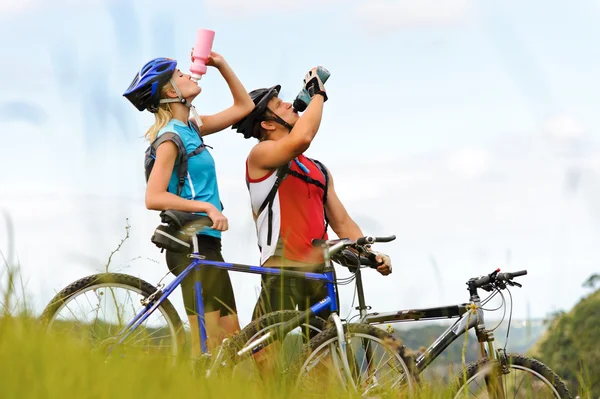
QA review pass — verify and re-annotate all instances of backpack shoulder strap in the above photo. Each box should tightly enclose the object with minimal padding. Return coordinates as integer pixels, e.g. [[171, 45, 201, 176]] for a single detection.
[[309, 158, 329, 204], [255, 162, 292, 246], [188, 120, 221, 209], [257, 162, 291, 215], [309, 158, 330, 238], [186, 119, 211, 159], [151, 132, 188, 196], [189, 119, 203, 141], [151, 132, 186, 156]]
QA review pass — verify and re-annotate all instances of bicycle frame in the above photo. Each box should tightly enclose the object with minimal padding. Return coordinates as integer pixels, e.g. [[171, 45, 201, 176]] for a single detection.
[[353, 266, 499, 375], [112, 237, 343, 360]]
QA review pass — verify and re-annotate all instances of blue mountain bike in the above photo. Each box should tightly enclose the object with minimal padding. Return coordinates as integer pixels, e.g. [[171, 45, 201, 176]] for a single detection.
[[40, 214, 413, 394]]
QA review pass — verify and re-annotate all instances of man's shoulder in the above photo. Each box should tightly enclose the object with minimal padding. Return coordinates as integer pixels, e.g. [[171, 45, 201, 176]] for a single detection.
[[247, 141, 277, 163]]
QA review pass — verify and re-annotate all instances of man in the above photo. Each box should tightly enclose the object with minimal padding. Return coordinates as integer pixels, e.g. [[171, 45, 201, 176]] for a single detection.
[[232, 67, 393, 324]]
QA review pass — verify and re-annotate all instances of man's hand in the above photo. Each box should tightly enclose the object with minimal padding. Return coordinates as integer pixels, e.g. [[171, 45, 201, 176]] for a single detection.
[[373, 251, 392, 276], [302, 67, 327, 101]]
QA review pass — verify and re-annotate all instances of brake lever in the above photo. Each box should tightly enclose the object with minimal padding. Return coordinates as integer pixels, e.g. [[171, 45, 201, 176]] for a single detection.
[[354, 244, 384, 267], [353, 244, 369, 254], [508, 280, 522, 288]]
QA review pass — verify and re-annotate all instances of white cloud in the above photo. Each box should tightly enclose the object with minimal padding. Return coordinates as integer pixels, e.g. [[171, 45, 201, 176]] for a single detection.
[[351, 0, 475, 32], [3, 135, 600, 323], [0, 0, 110, 16], [204, 0, 475, 29], [542, 114, 592, 162], [320, 141, 600, 319], [543, 114, 585, 140], [446, 147, 492, 179], [204, 0, 343, 15], [0, 0, 36, 15]]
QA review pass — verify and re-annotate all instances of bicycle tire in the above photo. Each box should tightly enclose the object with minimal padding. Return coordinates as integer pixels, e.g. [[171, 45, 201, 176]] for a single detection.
[[452, 353, 572, 399], [40, 273, 186, 357], [291, 323, 416, 395]]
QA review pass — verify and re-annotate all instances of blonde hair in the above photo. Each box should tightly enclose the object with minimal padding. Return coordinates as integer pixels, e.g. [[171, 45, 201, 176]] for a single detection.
[[145, 81, 174, 142]]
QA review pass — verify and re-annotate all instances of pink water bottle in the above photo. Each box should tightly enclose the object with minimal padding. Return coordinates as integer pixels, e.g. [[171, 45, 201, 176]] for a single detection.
[[190, 28, 215, 80]]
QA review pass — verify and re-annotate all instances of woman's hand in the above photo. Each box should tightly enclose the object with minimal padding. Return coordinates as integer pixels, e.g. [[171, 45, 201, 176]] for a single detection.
[[205, 204, 229, 231], [206, 51, 225, 69], [191, 49, 225, 69]]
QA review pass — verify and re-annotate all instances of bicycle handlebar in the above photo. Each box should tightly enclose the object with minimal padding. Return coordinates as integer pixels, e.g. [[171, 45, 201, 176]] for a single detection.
[[312, 235, 396, 260], [470, 268, 528, 291], [359, 253, 383, 268], [498, 270, 527, 281], [356, 235, 397, 245], [313, 235, 396, 249]]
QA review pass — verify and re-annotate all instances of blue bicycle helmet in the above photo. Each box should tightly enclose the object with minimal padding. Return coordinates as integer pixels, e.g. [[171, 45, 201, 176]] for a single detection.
[[123, 57, 178, 112]]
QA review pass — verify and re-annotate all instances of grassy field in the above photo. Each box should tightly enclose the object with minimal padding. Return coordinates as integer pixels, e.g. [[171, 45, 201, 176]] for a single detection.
[[0, 256, 587, 398], [0, 314, 453, 399]]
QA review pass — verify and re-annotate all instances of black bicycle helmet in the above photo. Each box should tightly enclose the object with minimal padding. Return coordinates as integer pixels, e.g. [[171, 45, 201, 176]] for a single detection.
[[232, 85, 282, 139]]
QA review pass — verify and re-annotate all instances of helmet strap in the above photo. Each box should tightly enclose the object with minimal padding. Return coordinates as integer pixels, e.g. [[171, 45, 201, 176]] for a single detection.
[[158, 78, 203, 128], [159, 78, 189, 107], [265, 109, 293, 131]]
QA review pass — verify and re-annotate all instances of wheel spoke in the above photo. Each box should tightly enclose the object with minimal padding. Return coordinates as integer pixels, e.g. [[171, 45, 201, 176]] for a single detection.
[[42, 275, 182, 360]]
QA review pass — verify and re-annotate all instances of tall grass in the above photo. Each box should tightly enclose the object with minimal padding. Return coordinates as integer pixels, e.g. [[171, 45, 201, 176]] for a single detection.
[[0, 217, 588, 399], [1, 309, 455, 398]]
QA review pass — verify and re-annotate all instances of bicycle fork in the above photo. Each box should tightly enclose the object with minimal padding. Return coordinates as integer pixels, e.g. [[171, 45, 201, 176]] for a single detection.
[[473, 296, 510, 399], [329, 313, 359, 392]]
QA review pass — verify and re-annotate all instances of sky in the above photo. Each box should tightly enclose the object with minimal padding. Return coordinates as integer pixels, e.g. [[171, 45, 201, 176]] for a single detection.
[[1, 0, 599, 328]]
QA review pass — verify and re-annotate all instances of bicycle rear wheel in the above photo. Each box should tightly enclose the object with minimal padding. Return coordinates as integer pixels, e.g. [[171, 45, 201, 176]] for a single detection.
[[452, 353, 572, 398], [40, 273, 185, 360], [223, 310, 326, 376]]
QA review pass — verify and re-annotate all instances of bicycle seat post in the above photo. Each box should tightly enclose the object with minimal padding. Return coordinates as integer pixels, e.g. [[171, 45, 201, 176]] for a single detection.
[[192, 234, 199, 254]]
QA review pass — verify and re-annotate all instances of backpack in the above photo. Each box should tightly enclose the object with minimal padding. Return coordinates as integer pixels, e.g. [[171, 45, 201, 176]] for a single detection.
[[144, 120, 208, 196], [144, 121, 218, 253], [254, 158, 330, 247]]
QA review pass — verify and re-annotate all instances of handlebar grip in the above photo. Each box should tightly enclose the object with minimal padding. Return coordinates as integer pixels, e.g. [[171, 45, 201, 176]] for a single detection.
[[360, 253, 383, 269], [497, 270, 527, 281], [356, 235, 396, 245], [356, 236, 375, 245], [375, 235, 396, 243]]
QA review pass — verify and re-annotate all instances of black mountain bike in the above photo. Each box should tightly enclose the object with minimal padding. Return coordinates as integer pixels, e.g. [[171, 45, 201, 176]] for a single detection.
[[292, 239, 572, 398]]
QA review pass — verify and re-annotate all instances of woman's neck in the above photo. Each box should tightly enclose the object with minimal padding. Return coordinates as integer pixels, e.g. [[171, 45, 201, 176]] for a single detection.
[[170, 103, 190, 125]]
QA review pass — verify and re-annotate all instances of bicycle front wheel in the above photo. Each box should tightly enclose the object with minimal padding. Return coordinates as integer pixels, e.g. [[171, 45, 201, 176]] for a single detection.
[[292, 323, 415, 397], [40, 273, 185, 360], [452, 353, 572, 399]]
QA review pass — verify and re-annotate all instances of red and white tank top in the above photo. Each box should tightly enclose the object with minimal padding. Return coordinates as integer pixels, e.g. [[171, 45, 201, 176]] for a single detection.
[[246, 154, 328, 265]]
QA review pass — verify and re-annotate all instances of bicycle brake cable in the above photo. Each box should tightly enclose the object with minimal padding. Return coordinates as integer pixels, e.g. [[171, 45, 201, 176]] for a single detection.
[[345, 293, 358, 322], [503, 287, 514, 350], [481, 289, 500, 307], [156, 270, 173, 287], [344, 258, 361, 321], [487, 289, 507, 332]]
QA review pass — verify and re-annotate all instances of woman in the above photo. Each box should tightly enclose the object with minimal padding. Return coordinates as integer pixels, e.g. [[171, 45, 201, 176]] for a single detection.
[[123, 51, 254, 357]]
